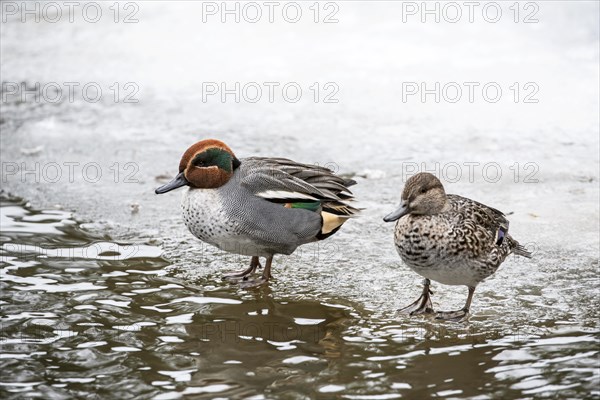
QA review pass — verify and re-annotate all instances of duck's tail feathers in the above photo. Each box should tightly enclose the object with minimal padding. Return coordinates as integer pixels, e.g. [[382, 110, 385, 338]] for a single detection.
[[512, 241, 533, 258], [317, 211, 356, 240], [321, 211, 351, 234], [324, 202, 361, 217], [343, 178, 357, 188]]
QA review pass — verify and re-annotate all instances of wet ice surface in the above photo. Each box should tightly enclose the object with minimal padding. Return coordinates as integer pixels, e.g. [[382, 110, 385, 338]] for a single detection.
[[1, 1, 599, 399]]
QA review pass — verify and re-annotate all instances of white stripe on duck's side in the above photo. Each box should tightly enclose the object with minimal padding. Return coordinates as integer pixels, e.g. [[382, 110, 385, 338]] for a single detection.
[[256, 190, 320, 201]]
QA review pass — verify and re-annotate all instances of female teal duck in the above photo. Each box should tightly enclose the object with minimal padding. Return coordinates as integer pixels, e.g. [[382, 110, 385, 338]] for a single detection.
[[156, 139, 359, 286], [384, 172, 531, 320]]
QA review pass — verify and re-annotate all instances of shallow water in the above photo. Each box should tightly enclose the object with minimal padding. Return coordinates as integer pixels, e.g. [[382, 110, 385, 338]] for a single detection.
[[2, 198, 598, 399]]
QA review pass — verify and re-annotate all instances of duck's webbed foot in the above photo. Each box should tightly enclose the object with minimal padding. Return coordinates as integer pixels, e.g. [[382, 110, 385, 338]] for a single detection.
[[435, 308, 469, 322], [240, 275, 269, 288], [240, 256, 274, 288], [434, 286, 475, 322], [222, 256, 261, 280], [400, 279, 434, 315]]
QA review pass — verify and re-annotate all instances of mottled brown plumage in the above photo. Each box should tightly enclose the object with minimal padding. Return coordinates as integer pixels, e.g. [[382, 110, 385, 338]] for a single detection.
[[384, 172, 531, 320]]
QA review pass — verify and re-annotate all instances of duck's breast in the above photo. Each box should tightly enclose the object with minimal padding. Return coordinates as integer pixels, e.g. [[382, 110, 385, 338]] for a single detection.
[[393, 213, 500, 286], [181, 188, 240, 247]]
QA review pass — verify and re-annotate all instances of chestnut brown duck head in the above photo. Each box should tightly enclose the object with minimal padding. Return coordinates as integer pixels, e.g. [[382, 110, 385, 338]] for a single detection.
[[155, 139, 241, 194]]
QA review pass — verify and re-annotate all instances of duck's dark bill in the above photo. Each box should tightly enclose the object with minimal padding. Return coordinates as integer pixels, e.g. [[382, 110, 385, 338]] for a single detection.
[[383, 203, 408, 222], [155, 172, 188, 194]]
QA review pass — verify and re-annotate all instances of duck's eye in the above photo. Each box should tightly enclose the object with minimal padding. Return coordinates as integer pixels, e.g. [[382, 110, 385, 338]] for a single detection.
[[420, 188, 427, 194]]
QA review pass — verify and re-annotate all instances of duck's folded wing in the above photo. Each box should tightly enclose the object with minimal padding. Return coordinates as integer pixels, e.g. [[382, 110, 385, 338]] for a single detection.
[[449, 194, 511, 246], [240, 157, 358, 216]]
